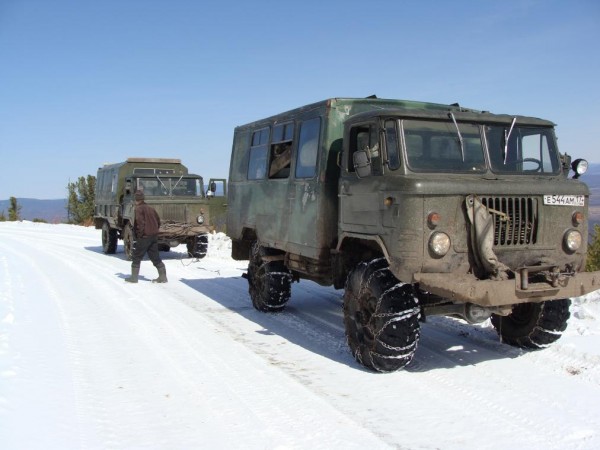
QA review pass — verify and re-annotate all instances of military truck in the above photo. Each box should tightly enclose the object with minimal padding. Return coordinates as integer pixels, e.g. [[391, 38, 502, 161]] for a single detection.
[[94, 157, 216, 259], [226, 97, 600, 372]]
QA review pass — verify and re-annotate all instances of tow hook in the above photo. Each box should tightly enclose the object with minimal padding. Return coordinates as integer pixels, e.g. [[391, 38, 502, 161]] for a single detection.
[[519, 265, 575, 290]]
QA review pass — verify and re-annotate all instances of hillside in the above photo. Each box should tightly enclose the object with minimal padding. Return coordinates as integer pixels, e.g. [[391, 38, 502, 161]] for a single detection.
[[586, 164, 600, 229], [0, 198, 67, 223]]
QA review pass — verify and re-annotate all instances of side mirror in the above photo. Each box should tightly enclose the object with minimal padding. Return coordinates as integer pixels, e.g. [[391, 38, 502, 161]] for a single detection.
[[125, 180, 132, 195], [353, 150, 372, 178], [560, 153, 572, 177], [209, 181, 217, 193]]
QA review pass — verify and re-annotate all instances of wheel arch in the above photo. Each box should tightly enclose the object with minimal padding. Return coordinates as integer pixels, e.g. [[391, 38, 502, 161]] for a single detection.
[[231, 227, 257, 260], [336, 232, 390, 261], [333, 233, 390, 289]]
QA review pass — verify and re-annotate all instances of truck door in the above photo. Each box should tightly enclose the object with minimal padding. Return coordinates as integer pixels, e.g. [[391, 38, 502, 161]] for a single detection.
[[340, 121, 383, 235], [248, 124, 291, 246], [286, 117, 322, 253], [206, 178, 228, 231]]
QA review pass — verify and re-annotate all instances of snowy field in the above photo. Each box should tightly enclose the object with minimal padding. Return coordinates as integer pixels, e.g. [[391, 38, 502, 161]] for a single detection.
[[1, 221, 600, 450]]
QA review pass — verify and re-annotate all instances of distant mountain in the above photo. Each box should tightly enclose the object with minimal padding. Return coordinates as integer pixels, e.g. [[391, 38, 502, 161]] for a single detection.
[[580, 164, 600, 230], [586, 163, 600, 176], [0, 198, 68, 223], [1, 167, 598, 227]]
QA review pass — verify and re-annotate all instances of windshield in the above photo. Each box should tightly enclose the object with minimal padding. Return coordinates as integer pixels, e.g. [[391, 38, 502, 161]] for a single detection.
[[137, 177, 202, 197], [403, 119, 486, 172], [486, 125, 560, 174]]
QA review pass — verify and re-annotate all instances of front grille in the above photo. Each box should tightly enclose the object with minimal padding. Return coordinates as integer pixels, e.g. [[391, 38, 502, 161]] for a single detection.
[[480, 197, 538, 246], [153, 204, 188, 222]]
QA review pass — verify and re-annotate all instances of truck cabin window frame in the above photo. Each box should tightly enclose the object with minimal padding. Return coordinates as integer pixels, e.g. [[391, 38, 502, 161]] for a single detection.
[[402, 119, 486, 173], [295, 117, 321, 179], [485, 125, 561, 175], [247, 127, 270, 180], [268, 122, 294, 179]]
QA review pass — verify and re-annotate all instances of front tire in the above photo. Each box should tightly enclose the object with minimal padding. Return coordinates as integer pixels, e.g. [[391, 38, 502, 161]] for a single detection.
[[343, 258, 421, 372], [101, 222, 117, 254], [491, 299, 571, 348], [247, 242, 291, 312], [187, 234, 208, 259]]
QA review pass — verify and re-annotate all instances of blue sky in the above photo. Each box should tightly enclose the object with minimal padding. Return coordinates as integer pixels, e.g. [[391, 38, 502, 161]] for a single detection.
[[1, 0, 598, 199]]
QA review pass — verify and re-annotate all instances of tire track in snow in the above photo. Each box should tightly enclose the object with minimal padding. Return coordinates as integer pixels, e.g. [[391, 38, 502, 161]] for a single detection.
[[171, 267, 600, 448], [0, 237, 93, 449], [1, 225, 389, 449], [3, 223, 600, 449]]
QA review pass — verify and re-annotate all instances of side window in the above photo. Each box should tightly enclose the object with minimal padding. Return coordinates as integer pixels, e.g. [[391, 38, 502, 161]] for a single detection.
[[523, 134, 556, 172], [248, 127, 269, 180], [384, 119, 401, 170], [295, 117, 320, 179], [348, 123, 382, 175], [269, 122, 294, 179]]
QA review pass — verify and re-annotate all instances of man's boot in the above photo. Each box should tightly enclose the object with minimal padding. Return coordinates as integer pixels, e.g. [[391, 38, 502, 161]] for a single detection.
[[125, 266, 140, 283], [152, 265, 168, 283]]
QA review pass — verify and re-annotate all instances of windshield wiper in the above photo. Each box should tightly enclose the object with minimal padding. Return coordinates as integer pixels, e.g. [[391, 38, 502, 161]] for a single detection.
[[448, 112, 465, 162], [156, 175, 168, 195], [171, 175, 184, 196], [503, 117, 517, 164]]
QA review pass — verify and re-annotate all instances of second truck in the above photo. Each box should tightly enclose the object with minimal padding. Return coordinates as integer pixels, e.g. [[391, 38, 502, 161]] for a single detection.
[[94, 157, 226, 259]]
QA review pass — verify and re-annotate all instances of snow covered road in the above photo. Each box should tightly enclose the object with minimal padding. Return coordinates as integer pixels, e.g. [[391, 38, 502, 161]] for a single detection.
[[1, 221, 600, 449]]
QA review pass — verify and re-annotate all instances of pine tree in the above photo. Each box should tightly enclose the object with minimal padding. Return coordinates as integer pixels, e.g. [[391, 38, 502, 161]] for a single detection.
[[586, 224, 600, 272], [8, 197, 21, 221], [67, 175, 96, 225]]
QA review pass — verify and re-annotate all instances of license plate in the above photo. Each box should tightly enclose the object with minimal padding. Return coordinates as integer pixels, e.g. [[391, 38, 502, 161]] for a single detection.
[[543, 195, 585, 206]]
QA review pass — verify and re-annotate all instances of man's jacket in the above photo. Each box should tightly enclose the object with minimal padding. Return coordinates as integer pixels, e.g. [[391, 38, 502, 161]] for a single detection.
[[134, 202, 161, 238]]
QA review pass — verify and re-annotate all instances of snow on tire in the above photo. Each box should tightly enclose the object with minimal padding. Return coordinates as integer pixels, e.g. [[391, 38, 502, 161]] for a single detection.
[[491, 298, 571, 349], [343, 257, 421, 373], [247, 242, 292, 312], [101, 221, 117, 254]]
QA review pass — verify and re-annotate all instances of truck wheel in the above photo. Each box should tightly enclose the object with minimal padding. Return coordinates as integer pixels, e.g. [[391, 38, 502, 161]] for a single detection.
[[343, 258, 421, 372], [101, 222, 117, 254], [122, 223, 134, 261], [187, 234, 208, 259], [247, 242, 291, 312], [491, 299, 570, 349]]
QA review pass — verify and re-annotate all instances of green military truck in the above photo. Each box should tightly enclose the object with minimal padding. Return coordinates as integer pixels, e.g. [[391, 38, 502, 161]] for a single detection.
[[95, 157, 223, 259], [226, 97, 600, 372]]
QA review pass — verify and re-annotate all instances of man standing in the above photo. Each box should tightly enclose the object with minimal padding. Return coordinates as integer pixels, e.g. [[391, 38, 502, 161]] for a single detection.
[[125, 190, 168, 283]]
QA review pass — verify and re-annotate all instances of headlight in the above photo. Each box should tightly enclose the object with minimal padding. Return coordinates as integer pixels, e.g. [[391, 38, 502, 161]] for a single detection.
[[429, 232, 451, 257], [571, 158, 588, 179], [197, 215, 205, 224], [564, 229, 582, 252]]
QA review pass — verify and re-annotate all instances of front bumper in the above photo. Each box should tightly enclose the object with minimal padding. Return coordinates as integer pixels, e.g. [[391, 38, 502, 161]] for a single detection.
[[413, 270, 600, 306], [158, 223, 212, 239]]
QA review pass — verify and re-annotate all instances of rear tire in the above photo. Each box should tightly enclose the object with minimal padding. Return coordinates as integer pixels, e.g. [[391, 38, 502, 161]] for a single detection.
[[491, 298, 571, 348], [122, 223, 134, 261], [101, 222, 117, 254], [343, 258, 421, 372], [247, 242, 291, 312]]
